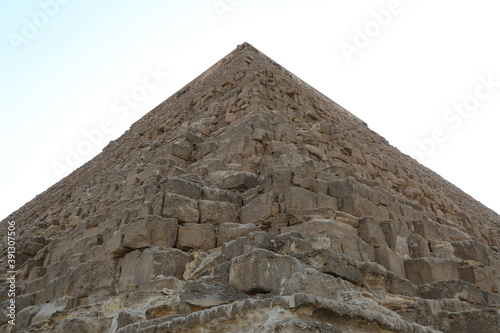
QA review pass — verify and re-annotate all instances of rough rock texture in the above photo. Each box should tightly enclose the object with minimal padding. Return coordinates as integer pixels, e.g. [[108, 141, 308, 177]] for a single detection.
[[1, 43, 499, 332]]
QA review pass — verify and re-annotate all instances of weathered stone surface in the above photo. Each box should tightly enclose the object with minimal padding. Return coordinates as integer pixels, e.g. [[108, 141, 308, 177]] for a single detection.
[[285, 186, 318, 210], [404, 258, 460, 285], [162, 192, 199, 223], [412, 220, 443, 242], [221, 171, 259, 190], [122, 216, 178, 249], [199, 200, 239, 224], [452, 240, 491, 265], [375, 246, 406, 278], [118, 247, 192, 291], [281, 219, 358, 239], [358, 217, 388, 248], [408, 234, 432, 258], [222, 231, 275, 259], [229, 249, 303, 293], [176, 223, 216, 251], [241, 192, 276, 224], [216, 222, 259, 247]]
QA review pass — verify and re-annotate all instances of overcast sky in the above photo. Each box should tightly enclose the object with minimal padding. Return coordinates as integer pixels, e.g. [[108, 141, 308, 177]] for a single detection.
[[1, 0, 499, 220]]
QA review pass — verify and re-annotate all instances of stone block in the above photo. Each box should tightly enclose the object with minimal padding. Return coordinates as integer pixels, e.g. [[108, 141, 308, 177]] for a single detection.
[[30, 296, 77, 326], [379, 220, 397, 249], [170, 138, 193, 160], [375, 246, 406, 278], [459, 263, 499, 292], [161, 177, 201, 200], [294, 249, 364, 285], [446, 309, 500, 333], [270, 167, 292, 194], [407, 234, 432, 258], [430, 241, 456, 259], [241, 192, 276, 224], [221, 171, 258, 190], [176, 224, 216, 251], [281, 219, 358, 239], [122, 216, 178, 249], [292, 161, 315, 189], [286, 207, 336, 226], [162, 192, 199, 223], [327, 177, 359, 198], [118, 247, 192, 292], [229, 249, 302, 293], [317, 193, 338, 210], [412, 220, 443, 242], [404, 257, 459, 285], [309, 233, 343, 253], [334, 211, 359, 228], [216, 222, 259, 247], [222, 231, 275, 259], [198, 200, 239, 224], [284, 186, 317, 210], [342, 194, 389, 221], [358, 217, 388, 248], [341, 234, 375, 262], [452, 240, 490, 265]]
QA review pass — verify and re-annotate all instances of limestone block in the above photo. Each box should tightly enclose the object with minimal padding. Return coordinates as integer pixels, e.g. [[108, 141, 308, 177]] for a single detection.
[[280, 267, 353, 300], [270, 167, 292, 194], [446, 309, 500, 333], [294, 249, 364, 285], [284, 186, 317, 210], [198, 200, 239, 225], [342, 194, 390, 221], [281, 219, 358, 239], [404, 257, 459, 285], [334, 211, 360, 228], [221, 171, 259, 190], [451, 240, 490, 265], [459, 263, 499, 293], [229, 249, 302, 293], [180, 280, 246, 308], [379, 220, 397, 249], [118, 247, 192, 292], [285, 207, 336, 226], [430, 241, 456, 259], [222, 231, 275, 259], [201, 187, 234, 203], [170, 138, 194, 160], [327, 177, 359, 198], [317, 193, 338, 210], [122, 216, 178, 249], [162, 192, 199, 223], [375, 246, 406, 279], [407, 234, 432, 258], [412, 220, 443, 242], [341, 234, 375, 262], [241, 192, 276, 224], [418, 280, 488, 306], [30, 296, 77, 326], [176, 224, 216, 251], [216, 222, 259, 247], [51, 317, 112, 333], [309, 233, 343, 253], [358, 217, 388, 248], [292, 161, 315, 189], [275, 234, 312, 255], [439, 224, 471, 241], [161, 177, 201, 200]]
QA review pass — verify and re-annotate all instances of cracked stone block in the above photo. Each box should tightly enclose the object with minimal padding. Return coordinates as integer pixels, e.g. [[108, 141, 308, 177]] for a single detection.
[[222, 231, 275, 259], [241, 192, 276, 224], [122, 216, 178, 249], [404, 257, 459, 285], [229, 249, 302, 293], [176, 224, 216, 251], [162, 192, 199, 223], [199, 200, 239, 224], [281, 219, 358, 239]]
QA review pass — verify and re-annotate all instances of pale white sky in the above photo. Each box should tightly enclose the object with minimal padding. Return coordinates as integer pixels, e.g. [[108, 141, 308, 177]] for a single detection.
[[1, 0, 499, 220]]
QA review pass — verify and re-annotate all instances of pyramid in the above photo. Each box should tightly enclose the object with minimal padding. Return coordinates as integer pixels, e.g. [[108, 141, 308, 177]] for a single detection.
[[2, 42, 500, 332]]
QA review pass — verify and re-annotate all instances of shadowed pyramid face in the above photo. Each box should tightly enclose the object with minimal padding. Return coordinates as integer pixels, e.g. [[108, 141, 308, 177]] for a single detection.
[[2, 43, 499, 333]]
